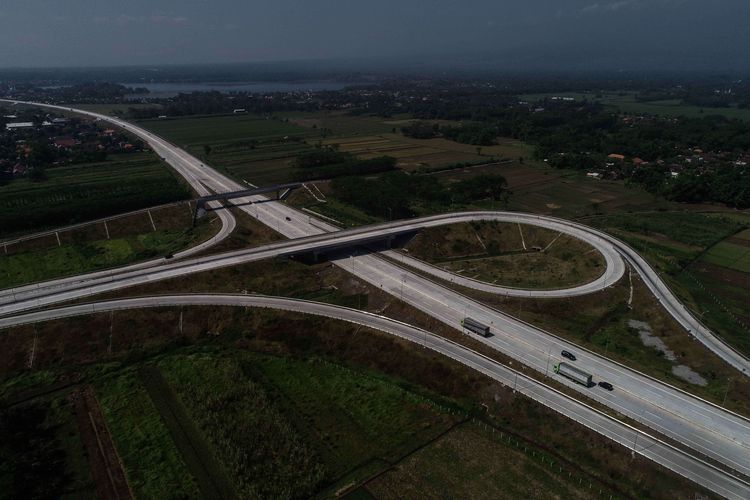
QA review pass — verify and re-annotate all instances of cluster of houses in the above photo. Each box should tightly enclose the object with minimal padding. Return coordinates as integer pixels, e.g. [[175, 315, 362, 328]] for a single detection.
[[4, 115, 68, 131], [585, 149, 750, 181], [1, 113, 141, 181]]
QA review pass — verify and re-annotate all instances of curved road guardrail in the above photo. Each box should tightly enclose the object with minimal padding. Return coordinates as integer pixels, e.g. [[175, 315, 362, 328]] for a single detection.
[[0, 294, 748, 500]]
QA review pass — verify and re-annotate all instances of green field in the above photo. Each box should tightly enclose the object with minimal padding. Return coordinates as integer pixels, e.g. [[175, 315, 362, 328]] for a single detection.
[[589, 211, 750, 358], [521, 91, 750, 121], [137, 112, 531, 187], [89, 347, 465, 498], [137, 114, 320, 184], [701, 240, 750, 272], [285, 111, 399, 136], [366, 422, 601, 499], [0, 390, 95, 498], [0, 308, 710, 499], [0, 153, 190, 236], [139, 364, 238, 499], [253, 354, 460, 482], [404, 221, 605, 289], [96, 369, 202, 499], [0, 221, 213, 289]]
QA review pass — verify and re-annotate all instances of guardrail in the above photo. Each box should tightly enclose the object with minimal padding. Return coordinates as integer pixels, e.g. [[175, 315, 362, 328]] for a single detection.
[[1, 293, 747, 498]]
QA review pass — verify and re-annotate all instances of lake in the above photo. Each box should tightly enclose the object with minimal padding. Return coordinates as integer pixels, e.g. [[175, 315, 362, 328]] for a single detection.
[[122, 81, 360, 98]]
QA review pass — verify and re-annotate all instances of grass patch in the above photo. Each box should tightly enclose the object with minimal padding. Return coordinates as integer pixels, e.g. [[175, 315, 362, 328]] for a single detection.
[[95, 368, 202, 499], [701, 241, 750, 272], [0, 395, 95, 499], [158, 352, 325, 498], [367, 421, 603, 499], [588, 211, 750, 359], [253, 354, 461, 481], [139, 364, 238, 499], [137, 114, 318, 184], [590, 211, 745, 250], [405, 221, 605, 289], [0, 370, 57, 399], [0, 310, 711, 499], [0, 153, 190, 236], [0, 224, 211, 289]]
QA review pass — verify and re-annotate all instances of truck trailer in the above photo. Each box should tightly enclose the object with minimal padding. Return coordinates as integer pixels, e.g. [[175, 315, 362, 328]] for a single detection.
[[553, 362, 593, 387], [461, 317, 490, 337]]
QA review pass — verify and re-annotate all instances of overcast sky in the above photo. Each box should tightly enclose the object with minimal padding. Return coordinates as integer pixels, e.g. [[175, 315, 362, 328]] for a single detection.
[[0, 0, 748, 71]]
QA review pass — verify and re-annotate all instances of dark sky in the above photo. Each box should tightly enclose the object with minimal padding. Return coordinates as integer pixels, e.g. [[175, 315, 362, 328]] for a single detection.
[[1, 0, 748, 71]]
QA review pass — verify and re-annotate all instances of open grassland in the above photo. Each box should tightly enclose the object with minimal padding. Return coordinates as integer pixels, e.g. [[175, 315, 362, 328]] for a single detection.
[[138, 114, 315, 145], [320, 134, 491, 170], [253, 354, 460, 489], [0, 312, 708, 499], [158, 352, 323, 499], [366, 422, 601, 499], [318, 132, 530, 172], [139, 112, 532, 188], [0, 153, 190, 237], [493, 164, 678, 218], [95, 369, 202, 499], [0, 204, 217, 290], [588, 211, 750, 357], [404, 221, 605, 289], [139, 363, 238, 499], [0, 393, 95, 499], [701, 229, 750, 272], [521, 91, 750, 121], [137, 114, 319, 185], [285, 111, 398, 136]]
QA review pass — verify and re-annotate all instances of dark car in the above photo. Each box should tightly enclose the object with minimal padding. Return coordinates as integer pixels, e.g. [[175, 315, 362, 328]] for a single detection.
[[598, 381, 614, 391], [561, 350, 576, 361], [285, 216, 291, 221], [164, 253, 174, 259]]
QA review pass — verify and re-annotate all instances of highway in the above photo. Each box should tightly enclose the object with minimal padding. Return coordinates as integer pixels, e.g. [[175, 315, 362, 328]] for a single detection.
[[2, 99, 750, 494], [1, 294, 749, 500], [1, 208, 749, 479], [3, 99, 745, 357], [4, 99, 746, 376], [0, 211, 625, 306]]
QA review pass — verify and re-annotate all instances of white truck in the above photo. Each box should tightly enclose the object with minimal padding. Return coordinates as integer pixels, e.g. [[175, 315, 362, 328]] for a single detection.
[[553, 362, 593, 387]]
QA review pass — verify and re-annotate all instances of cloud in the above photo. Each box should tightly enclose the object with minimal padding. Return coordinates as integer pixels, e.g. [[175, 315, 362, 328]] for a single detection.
[[151, 15, 189, 25], [580, 1, 637, 14], [92, 13, 189, 27], [579, 0, 685, 15]]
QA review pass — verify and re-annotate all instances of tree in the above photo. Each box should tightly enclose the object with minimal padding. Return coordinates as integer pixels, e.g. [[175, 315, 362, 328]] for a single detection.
[[28, 166, 47, 182], [203, 144, 212, 156]]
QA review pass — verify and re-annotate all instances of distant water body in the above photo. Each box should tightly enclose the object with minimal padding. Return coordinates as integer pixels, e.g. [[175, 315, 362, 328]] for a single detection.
[[122, 81, 359, 98]]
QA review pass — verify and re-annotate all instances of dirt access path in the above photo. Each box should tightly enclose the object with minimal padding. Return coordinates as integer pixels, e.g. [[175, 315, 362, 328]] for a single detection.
[[69, 385, 133, 500]]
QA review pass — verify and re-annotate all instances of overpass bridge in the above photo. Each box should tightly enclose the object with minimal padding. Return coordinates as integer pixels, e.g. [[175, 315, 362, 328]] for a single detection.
[[193, 183, 303, 224]]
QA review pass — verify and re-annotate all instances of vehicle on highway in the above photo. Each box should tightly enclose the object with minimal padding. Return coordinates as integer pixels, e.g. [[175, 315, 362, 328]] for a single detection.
[[164, 253, 174, 259], [285, 216, 291, 221], [561, 350, 576, 361], [554, 362, 593, 387], [461, 317, 490, 337], [598, 381, 614, 391]]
